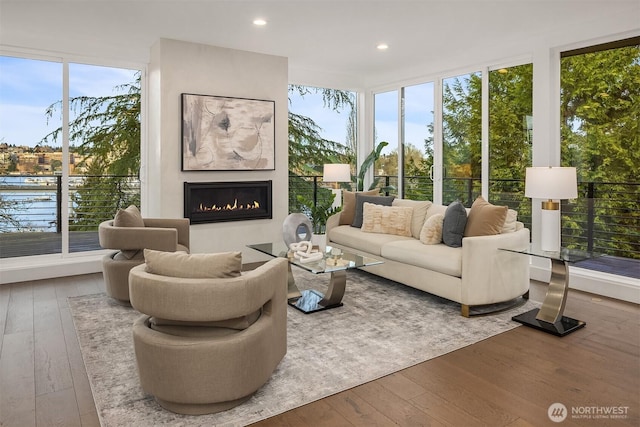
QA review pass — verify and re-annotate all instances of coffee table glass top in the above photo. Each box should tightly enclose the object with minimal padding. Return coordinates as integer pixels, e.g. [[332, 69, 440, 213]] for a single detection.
[[248, 241, 382, 273]]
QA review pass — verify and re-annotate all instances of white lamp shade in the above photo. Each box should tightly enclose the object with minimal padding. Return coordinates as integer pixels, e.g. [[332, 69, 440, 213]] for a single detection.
[[525, 167, 578, 200], [323, 164, 351, 183]]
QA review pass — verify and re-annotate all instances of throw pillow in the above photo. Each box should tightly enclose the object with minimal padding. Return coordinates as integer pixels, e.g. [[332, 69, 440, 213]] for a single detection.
[[351, 194, 395, 228], [464, 196, 508, 237], [442, 201, 467, 247], [392, 199, 433, 239], [501, 209, 518, 233], [420, 213, 444, 245], [340, 189, 379, 225], [113, 205, 144, 228], [144, 249, 242, 279], [361, 203, 413, 237]]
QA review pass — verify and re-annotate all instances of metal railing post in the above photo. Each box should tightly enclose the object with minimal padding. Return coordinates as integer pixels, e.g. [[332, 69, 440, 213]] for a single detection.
[[56, 175, 62, 233], [313, 176, 318, 208], [587, 182, 595, 252]]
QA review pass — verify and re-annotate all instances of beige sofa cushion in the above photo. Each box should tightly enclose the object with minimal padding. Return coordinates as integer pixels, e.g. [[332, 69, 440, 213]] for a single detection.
[[143, 249, 242, 278], [352, 194, 395, 228], [113, 205, 145, 258], [339, 189, 379, 225], [501, 209, 518, 233], [420, 213, 444, 245], [361, 203, 413, 237], [113, 205, 145, 227], [464, 196, 508, 237], [329, 225, 412, 256], [381, 239, 463, 277], [392, 199, 433, 238]]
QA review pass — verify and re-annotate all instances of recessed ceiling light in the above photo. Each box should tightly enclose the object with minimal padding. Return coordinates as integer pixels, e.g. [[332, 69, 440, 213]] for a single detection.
[[377, 43, 389, 50], [253, 18, 267, 26]]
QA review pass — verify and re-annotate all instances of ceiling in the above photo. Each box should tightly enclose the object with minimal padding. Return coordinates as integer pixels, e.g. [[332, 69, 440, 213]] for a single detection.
[[0, 1, 637, 88]]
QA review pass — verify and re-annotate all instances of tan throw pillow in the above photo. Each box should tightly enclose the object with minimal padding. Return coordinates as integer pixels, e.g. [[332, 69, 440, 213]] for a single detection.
[[501, 209, 518, 233], [392, 199, 433, 239], [340, 189, 379, 225], [361, 203, 413, 237], [113, 205, 144, 228], [143, 249, 242, 278], [464, 196, 508, 237], [420, 213, 444, 245]]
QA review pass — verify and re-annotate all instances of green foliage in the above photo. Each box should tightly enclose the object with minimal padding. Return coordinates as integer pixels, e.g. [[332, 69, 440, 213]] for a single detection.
[[560, 45, 640, 257], [357, 141, 395, 193], [295, 191, 341, 234], [42, 73, 142, 226], [288, 85, 355, 177]]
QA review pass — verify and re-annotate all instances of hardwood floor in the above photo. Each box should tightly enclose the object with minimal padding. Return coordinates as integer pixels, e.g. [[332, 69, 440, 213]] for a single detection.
[[0, 274, 638, 426]]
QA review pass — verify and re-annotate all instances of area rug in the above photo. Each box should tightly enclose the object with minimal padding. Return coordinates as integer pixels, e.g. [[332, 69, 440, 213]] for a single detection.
[[69, 268, 537, 427]]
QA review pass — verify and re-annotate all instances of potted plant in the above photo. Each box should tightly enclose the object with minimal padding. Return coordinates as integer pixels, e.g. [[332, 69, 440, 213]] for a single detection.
[[296, 192, 341, 236], [356, 141, 396, 193]]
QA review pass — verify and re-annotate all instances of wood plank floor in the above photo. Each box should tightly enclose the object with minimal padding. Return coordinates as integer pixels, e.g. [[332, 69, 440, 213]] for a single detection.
[[0, 274, 638, 426]]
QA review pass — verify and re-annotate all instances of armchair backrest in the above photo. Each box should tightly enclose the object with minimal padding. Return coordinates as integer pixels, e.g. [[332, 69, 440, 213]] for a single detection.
[[128, 257, 288, 323], [98, 217, 190, 252]]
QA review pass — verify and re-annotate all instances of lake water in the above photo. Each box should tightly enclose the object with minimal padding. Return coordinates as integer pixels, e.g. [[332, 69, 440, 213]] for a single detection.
[[1, 176, 66, 232]]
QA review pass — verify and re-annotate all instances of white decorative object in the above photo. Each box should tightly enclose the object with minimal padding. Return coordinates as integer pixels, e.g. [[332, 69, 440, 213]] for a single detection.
[[525, 167, 578, 252], [282, 213, 313, 247], [289, 241, 323, 263]]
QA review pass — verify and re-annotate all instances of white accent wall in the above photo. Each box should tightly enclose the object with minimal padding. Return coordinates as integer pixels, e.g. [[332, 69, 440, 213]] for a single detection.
[[146, 39, 289, 262]]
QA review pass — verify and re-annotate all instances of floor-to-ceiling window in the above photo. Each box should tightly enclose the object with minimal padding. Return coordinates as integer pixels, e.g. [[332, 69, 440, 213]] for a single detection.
[[0, 55, 141, 258], [560, 38, 639, 259], [287, 85, 356, 231], [373, 90, 399, 194], [441, 72, 482, 206], [402, 82, 435, 201], [488, 64, 533, 230]]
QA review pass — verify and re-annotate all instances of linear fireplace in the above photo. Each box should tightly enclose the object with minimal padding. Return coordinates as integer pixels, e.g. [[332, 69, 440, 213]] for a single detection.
[[184, 181, 272, 224]]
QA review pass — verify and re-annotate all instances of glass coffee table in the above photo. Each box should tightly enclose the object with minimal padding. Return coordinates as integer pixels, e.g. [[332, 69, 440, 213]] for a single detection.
[[248, 242, 382, 314]]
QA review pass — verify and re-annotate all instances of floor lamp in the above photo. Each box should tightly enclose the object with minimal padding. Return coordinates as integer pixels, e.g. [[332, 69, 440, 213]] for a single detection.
[[525, 167, 578, 252], [323, 164, 351, 210]]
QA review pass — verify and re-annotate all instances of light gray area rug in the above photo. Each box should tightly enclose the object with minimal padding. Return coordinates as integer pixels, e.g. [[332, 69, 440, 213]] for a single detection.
[[69, 268, 537, 427]]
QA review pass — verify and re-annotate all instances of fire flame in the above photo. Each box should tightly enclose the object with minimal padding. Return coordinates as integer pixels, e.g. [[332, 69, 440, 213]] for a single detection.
[[198, 199, 260, 212]]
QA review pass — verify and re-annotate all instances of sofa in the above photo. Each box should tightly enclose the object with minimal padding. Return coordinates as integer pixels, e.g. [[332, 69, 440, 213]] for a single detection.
[[326, 192, 530, 316]]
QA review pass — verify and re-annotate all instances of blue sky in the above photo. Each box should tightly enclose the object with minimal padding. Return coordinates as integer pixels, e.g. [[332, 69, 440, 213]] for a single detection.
[[0, 56, 138, 147], [1, 55, 434, 156]]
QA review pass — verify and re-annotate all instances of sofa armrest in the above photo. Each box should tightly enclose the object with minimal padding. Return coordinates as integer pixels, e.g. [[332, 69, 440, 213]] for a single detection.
[[326, 212, 341, 237], [460, 228, 530, 306]]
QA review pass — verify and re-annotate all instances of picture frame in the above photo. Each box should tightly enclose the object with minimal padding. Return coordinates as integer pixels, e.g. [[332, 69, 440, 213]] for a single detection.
[[181, 93, 275, 171]]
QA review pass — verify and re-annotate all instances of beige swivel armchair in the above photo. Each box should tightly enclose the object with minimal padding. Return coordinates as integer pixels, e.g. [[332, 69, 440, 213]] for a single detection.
[[98, 205, 190, 304], [128, 252, 288, 415]]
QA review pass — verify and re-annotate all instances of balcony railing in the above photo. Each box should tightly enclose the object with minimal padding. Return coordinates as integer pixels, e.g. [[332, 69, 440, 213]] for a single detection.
[[0, 174, 140, 258], [2, 174, 637, 264], [290, 175, 640, 261]]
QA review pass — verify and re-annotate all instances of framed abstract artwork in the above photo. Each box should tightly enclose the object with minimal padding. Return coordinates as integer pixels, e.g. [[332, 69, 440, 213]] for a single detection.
[[181, 93, 275, 171]]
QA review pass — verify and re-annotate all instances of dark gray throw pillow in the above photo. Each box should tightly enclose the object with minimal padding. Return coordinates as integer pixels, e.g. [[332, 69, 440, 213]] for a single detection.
[[351, 194, 395, 228], [442, 201, 468, 247]]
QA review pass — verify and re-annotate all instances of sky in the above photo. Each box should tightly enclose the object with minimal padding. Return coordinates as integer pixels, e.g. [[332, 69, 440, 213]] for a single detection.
[[1, 54, 434, 158], [0, 55, 138, 147]]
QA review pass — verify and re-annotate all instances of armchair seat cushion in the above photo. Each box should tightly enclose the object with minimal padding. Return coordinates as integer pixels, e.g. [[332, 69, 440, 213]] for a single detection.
[[113, 250, 145, 261], [150, 308, 262, 331]]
